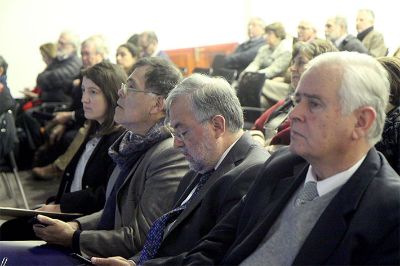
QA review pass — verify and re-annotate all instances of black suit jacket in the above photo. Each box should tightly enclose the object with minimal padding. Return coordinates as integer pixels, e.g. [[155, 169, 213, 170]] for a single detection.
[[52, 127, 125, 214], [140, 132, 270, 265], [338, 34, 369, 54], [183, 147, 400, 265]]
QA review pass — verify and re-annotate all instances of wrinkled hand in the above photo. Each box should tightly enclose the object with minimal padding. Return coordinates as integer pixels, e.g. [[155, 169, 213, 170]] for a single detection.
[[32, 215, 76, 247], [36, 204, 61, 213], [91, 256, 134, 266], [53, 111, 73, 124], [49, 124, 66, 145]]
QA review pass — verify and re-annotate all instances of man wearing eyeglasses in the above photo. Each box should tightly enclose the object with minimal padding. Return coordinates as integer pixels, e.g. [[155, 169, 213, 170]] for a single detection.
[[90, 74, 270, 265], [32, 57, 189, 259]]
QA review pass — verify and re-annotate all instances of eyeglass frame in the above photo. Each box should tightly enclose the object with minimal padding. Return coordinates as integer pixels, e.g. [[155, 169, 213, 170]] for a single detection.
[[167, 117, 212, 142], [120, 82, 162, 96]]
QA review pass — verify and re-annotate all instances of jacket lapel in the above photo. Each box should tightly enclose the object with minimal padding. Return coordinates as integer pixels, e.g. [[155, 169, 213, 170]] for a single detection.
[[294, 149, 380, 264], [165, 133, 254, 235]]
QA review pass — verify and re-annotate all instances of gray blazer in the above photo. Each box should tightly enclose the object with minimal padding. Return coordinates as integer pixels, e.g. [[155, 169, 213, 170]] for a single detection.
[[76, 137, 189, 258]]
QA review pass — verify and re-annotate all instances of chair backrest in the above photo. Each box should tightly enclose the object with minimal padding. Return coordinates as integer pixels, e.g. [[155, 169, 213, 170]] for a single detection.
[[211, 53, 226, 70], [236, 72, 266, 107], [211, 68, 237, 84], [236, 72, 266, 125]]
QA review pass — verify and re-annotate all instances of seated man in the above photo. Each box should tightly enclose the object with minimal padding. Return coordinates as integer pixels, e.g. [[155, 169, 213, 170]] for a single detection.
[[177, 52, 400, 265], [356, 9, 388, 57], [325, 16, 369, 54], [224, 17, 266, 73], [91, 74, 270, 266], [36, 30, 82, 103], [31, 58, 189, 258]]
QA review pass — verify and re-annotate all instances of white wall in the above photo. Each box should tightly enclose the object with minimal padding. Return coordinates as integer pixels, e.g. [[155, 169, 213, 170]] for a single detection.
[[0, 0, 398, 97]]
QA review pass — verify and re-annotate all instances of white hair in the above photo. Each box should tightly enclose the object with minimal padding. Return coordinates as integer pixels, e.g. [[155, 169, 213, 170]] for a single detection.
[[306, 51, 390, 145]]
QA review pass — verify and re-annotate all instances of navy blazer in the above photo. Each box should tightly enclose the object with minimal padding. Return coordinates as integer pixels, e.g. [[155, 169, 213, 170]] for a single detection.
[[139, 132, 270, 265], [183, 147, 400, 265]]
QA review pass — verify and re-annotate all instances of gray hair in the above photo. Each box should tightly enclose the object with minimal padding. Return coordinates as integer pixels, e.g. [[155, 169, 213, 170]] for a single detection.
[[166, 74, 244, 132], [306, 51, 389, 145], [358, 9, 375, 23], [60, 30, 80, 52], [332, 16, 348, 33], [249, 17, 266, 28], [82, 35, 109, 59]]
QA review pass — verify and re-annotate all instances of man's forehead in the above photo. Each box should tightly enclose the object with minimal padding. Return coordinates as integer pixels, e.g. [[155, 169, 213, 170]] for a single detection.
[[128, 66, 148, 85], [297, 64, 341, 93]]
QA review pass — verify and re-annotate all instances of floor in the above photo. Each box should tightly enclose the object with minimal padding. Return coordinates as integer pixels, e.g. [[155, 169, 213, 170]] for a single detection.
[[0, 170, 59, 225]]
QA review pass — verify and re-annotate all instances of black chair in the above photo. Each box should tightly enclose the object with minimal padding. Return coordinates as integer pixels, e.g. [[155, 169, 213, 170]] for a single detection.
[[211, 68, 237, 84], [192, 67, 211, 75], [236, 72, 266, 128], [0, 110, 29, 209]]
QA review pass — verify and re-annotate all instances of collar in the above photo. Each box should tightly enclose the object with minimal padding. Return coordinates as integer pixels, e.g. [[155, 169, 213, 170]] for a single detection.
[[304, 155, 367, 196], [214, 135, 241, 170], [357, 26, 374, 41], [334, 34, 347, 48]]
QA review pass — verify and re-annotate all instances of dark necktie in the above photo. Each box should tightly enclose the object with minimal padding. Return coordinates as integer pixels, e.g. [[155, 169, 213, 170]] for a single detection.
[[138, 170, 213, 265]]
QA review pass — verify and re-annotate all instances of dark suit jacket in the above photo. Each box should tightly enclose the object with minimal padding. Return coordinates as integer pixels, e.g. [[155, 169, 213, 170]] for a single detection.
[[53, 127, 125, 214], [338, 34, 369, 54], [139, 132, 270, 265], [183, 147, 400, 265], [224, 37, 265, 72]]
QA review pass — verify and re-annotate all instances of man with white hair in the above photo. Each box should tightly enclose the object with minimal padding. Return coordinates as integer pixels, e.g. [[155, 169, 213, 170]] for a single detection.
[[179, 52, 400, 265], [325, 16, 369, 54], [36, 30, 82, 102], [356, 9, 388, 57]]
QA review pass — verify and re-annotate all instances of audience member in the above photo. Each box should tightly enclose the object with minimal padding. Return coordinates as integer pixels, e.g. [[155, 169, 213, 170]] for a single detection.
[[36, 31, 82, 103], [252, 39, 338, 150], [297, 20, 318, 42], [21, 42, 60, 101], [116, 43, 140, 75], [32, 58, 189, 259], [127, 34, 140, 47], [32, 35, 110, 179], [0, 56, 15, 114], [259, 20, 318, 108], [0, 61, 126, 240], [375, 56, 400, 174], [179, 52, 399, 265], [40, 42, 57, 66], [91, 74, 270, 266], [139, 31, 170, 60], [356, 9, 388, 57], [224, 17, 266, 72], [243, 22, 292, 109], [325, 16, 369, 54], [243, 22, 292, 80]]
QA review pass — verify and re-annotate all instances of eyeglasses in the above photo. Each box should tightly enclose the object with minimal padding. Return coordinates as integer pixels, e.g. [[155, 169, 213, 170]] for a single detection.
[[167, 118, 211, 142], [120, 83, 162, 96]]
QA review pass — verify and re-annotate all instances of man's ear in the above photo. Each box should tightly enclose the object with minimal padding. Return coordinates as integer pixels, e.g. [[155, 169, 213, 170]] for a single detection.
[[210, 115, 226, 138], [149, 96, 166, 114], [0, 67, 4, 76], [352, 106, 376, 139]]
